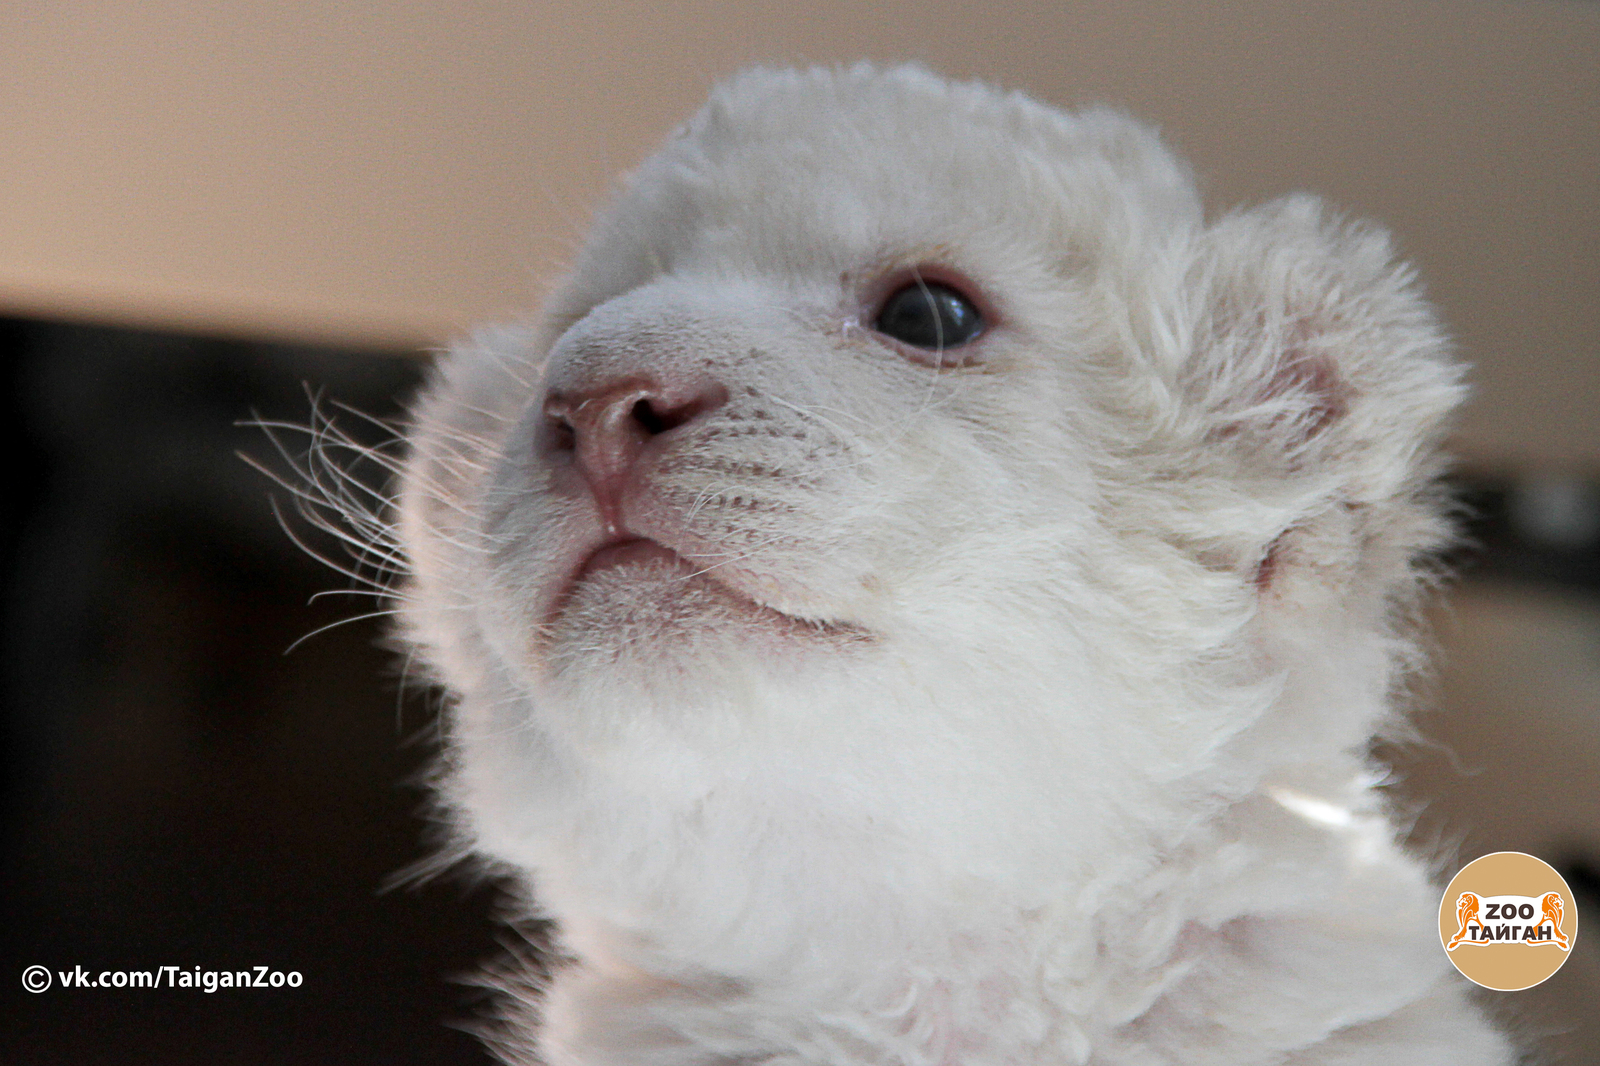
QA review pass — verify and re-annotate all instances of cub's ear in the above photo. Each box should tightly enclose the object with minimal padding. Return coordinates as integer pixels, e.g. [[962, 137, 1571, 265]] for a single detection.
[[1157, 195, 1466, 604], [1187, 194, 1462, 479]]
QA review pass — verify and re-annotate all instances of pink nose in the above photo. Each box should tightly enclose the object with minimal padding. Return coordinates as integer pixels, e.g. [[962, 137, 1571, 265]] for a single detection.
[[540, 376, 727, 526]]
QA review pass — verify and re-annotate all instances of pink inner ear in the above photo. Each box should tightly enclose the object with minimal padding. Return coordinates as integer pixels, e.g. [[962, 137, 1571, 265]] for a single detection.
[[1204, 307, 1353, 448], [1261, 317, 1349, 442], [1254, 536, 1281, 593]]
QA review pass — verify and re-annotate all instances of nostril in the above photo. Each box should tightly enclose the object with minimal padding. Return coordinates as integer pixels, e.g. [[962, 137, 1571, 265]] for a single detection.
[[629, 386, 729, 438], [540, 400, 578, 456], [550, 418, 577, 452], [631, 398, 669, 436]]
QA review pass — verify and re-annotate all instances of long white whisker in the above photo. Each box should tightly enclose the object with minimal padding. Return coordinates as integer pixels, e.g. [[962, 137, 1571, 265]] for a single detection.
[[281, 608, 403, 655]]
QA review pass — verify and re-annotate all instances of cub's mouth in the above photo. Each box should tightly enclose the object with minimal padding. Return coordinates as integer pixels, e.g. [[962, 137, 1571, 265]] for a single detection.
[[544, 534, 872, 654], [577, 536, 687, 580]]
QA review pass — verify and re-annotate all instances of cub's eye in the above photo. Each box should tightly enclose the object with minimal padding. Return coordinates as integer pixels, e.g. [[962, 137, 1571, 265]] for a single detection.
[[874, 280, 985, 351]]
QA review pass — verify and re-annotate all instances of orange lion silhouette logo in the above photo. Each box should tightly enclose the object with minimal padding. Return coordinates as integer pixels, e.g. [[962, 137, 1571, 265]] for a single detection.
[[1542, 893, 1571, 950], [1446, 892, 1481, 950]]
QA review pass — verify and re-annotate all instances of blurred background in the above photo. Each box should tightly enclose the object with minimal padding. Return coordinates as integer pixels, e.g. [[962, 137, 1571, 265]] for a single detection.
[[1, 1, 1595, 1062]]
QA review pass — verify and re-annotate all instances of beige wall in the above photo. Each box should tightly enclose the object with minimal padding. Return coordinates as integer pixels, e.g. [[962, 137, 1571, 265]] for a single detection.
[[2, 0, 1595, 467]]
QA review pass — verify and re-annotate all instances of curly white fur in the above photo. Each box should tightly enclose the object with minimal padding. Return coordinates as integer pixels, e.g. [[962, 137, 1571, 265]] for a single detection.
[[389, 65, 1512, 1065]]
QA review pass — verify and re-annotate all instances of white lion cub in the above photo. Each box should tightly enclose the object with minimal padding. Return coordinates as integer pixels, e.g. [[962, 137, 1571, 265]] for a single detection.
[[393, 65, 1512, 1064]]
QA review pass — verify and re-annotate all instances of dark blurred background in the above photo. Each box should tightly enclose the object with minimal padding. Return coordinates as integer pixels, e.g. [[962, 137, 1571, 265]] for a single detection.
[[0, 322, 501, 1064]]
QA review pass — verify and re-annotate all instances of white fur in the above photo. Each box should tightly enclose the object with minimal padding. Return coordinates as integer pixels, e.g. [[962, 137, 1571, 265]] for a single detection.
[[392, 65, 1512, 1065]]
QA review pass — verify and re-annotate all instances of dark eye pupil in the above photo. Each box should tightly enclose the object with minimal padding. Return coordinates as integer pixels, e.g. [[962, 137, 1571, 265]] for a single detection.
[[875, 282, 984, 350]]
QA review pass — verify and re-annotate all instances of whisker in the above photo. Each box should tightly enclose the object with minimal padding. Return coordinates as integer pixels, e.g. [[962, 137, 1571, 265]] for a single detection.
[[281, 608, 403, 656]]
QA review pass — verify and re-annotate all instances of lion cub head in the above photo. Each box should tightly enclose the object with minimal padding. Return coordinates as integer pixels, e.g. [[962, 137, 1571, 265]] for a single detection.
[[396, 64, 1459, 927]]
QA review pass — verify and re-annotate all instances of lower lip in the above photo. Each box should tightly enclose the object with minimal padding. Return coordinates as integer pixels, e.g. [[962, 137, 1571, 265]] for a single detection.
[[578, 537, 687, 577], [555, 539, 871, 647]]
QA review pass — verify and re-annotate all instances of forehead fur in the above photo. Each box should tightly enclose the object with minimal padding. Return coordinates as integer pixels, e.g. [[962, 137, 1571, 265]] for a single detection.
[[551, 64, 1203, 326]]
